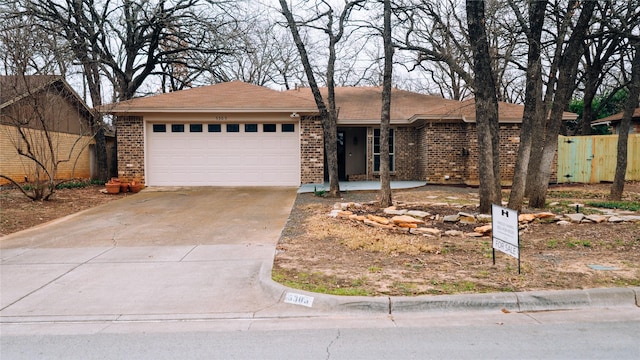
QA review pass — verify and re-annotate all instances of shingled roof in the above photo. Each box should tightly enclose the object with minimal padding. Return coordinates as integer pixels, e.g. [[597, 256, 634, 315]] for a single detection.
[[289, 86, 576, 124], [592, 108, 640, 125], [103, 81, 577, 123], [102, 81, 318, 114]]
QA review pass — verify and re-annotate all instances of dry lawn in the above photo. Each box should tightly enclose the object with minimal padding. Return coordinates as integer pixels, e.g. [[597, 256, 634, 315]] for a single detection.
[[274, 183, 640, 296]]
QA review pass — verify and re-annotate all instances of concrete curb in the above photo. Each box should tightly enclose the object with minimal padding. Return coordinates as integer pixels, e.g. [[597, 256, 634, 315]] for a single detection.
[[260, 263, 640, 313]]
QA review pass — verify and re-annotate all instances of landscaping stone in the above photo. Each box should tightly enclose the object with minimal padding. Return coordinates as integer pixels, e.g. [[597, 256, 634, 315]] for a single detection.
[[391, 215, 423, 224], [367, 214, 390, 225], [621, 215, 640, 222], [474, 224, 492, 234], [364, 219, 394, 229], [586, 214, 607, 223], [459, 216, 476, 224], [565, 213, 585, 223], [548, 201, 560, 207], [348, 214, 366, 221], [557, 220, 571, 226], [608, 216, 625, 223], [410, 227, 441, 236], [443, 214, 460, 222], [476, 214, 492, 223], [518, 214, 537, 223], [406, 210, 431, 218], [384, 206, 407, 215], [329, 209, 341, 218], [466, 232, 484, 237], [397, 223, 418, 228], [444, 230, 464, 237], [535, 212, 556, 219], [337, 210, 353, 219]]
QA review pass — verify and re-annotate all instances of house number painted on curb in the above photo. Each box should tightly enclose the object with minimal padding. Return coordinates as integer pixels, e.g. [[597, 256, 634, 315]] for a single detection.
[[284, 292, 314, 307]]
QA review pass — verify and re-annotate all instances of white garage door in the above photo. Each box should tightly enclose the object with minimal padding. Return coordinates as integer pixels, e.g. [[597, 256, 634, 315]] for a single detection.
[[146, 122, 300, 186]]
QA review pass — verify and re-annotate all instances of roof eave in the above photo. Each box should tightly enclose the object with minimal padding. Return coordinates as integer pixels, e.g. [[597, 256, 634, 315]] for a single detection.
[[103, 107, 320, 115]]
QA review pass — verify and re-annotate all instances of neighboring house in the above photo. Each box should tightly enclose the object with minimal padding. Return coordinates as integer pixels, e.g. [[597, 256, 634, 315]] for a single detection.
[[591, 108, 640, 134], [105, 81, 576, 187], [0, 75, 100, 185]]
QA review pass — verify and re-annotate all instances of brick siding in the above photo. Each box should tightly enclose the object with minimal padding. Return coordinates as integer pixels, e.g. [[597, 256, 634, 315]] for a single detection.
[[115, 116, 145, 183], [300, 116, 324, 184], [417, 122, 557, 185]]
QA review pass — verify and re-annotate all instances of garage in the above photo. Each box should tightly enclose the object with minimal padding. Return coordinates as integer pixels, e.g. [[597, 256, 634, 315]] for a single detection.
[[105, 81, 322, 186], [145, 121, 300, 186]]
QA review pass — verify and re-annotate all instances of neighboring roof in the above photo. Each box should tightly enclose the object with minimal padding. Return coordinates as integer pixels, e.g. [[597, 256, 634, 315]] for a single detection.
[[592, 108, 640, 125], [0, 75, 93, 117], [289, 86, 577, 125], [101, 81, 318, 115]]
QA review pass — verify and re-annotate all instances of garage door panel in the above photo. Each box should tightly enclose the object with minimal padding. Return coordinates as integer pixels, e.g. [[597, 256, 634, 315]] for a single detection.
[[146, 122, 300, 186]]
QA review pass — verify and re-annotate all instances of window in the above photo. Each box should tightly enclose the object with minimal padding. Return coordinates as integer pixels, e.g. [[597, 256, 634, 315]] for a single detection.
[[263, 124, 277, 132], [282, 124, 295, 132], [171, 124, 185, 132], [208, 124, 221, 132], [245, 124, 258, 132], [226, 124, 239, 132], [152, 124, 166, 133], [190, 124, 203, 132], [373, 128, 394, 172]]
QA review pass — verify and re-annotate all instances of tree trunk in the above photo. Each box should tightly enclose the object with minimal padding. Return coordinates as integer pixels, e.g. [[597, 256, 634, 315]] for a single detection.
[[466, 0, 502, 213], [508, 0, 547, 211], [379, 0, 393, 207], [610, 43, 640, 200], [528, 1, 596, 208], [278, 0, 340, 196]]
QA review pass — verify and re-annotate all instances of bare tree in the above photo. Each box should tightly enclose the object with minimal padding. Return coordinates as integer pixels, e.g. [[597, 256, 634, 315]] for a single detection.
[[576, 1, 637, 136], [507, 0, 547, 211], [278, 0, 366, 197], [466, 0, 502, 213], [9, 0, 239, 181], [610, 42, 640, 200], [379, 0, 393, 207], [0, 76, 94, 200], [212, 16, 306, 89], [527, 0, 596, 208]]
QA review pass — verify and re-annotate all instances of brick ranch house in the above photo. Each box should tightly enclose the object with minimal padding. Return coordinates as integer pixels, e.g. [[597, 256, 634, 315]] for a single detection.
[[104, 81, 574, 187], [0, 75, 103, 185]]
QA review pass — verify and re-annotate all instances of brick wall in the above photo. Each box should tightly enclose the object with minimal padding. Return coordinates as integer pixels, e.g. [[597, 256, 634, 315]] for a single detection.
[[300, 116, 324, 184], [392, 127, 419, 180], [115, 116, 145, 183], [462, 124, 521, 184], [0, 124, 94, 185], [418, 122, 558, 185], [418, 122, 469, 183]]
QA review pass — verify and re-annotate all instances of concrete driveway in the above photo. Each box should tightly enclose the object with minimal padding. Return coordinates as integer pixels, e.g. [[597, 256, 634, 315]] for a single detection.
[[0, 187, 298, 324]]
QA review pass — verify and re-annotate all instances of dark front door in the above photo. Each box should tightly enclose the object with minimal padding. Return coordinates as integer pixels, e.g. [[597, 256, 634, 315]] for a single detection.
[[337, 130, 346, 181], [324, 130, 347, 181]]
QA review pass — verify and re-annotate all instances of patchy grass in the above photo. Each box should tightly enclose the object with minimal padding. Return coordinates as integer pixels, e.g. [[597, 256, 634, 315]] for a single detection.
[[587, 200, 640, 212]]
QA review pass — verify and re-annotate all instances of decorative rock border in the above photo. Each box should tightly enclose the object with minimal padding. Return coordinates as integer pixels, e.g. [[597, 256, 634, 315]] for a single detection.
[[329, 202, 640, 238]]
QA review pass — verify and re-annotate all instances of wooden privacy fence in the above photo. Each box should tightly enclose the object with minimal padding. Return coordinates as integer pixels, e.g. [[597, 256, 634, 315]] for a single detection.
[[557, 134, 640, 183]]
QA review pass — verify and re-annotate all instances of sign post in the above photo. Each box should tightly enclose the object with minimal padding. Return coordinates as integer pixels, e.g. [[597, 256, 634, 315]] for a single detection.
[[491, 204, 520, 274]]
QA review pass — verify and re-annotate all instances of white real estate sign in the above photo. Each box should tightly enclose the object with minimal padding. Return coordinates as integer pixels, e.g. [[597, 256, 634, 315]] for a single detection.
[[491, 204, 519, 259]]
